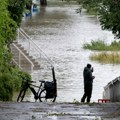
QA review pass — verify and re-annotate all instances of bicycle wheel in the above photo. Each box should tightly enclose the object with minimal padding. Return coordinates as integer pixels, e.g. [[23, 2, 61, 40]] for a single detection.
[[17, 89, 26, 102], [39, 89, 56, 102]]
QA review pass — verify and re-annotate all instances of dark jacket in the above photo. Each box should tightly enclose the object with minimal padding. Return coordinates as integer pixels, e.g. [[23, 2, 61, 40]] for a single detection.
[[83, 67, 93, 85]]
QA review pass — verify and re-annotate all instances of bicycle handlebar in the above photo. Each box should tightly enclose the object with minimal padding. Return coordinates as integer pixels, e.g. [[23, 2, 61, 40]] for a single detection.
[[39, 80, 45, 83], [22, 80, 36, 84], [30, 81, 36, 83], [30, 80, 45, 88]]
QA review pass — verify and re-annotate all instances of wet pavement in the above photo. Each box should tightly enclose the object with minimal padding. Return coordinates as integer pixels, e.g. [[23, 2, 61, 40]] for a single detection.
[[0, 102, 120, 120]]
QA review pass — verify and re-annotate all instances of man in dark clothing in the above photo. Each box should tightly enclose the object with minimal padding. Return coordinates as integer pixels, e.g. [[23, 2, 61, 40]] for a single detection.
[[81, 64, 95, 103]]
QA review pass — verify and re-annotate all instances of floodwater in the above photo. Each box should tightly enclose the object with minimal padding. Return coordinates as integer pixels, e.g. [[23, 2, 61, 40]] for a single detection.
[[21, 1, 120, 103]]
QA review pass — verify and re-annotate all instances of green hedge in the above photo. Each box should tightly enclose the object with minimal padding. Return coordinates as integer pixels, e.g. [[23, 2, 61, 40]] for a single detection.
[[0, 67, 31, 101], [0, 0, 32, 101], [0, 73, 13, 101]]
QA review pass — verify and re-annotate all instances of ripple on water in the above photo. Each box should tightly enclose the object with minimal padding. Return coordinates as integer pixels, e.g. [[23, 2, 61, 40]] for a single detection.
[[21, 4, 117, 103]]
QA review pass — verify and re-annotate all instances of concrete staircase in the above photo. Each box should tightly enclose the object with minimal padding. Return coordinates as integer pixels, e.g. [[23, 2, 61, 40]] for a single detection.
[[10, 28, 53, 75], [10, 42, 40, 73]]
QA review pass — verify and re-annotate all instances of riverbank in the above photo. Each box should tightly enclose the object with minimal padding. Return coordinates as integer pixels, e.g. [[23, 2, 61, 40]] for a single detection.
[[0, 102, 120, 120]]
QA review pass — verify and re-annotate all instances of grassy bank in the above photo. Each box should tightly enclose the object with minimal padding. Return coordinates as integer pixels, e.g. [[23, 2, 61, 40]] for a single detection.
[[83, 40, 120, 64], [90, 52, 120, 64], [83, 40, 120, 51]]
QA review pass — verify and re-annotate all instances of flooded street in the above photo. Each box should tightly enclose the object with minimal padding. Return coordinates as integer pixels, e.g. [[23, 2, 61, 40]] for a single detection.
[[21, 1, 120, 103]]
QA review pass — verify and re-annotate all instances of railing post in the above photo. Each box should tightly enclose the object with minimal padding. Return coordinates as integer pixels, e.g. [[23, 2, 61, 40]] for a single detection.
[[19, 28, 53, 66], [17, 28, 54, 76], [17, 29, 19, 43], [19, 51, 21, 68], [31, 64, 33, 73], [28, 40, 31, 54], [12, 43, 34, 73]]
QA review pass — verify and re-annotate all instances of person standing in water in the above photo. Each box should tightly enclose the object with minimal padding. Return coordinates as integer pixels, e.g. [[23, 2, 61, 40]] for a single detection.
[[81, 64, 95, 103]]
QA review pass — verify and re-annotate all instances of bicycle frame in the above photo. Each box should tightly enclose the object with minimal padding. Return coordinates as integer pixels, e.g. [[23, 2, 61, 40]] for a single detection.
[[29, 81, 45, 101], [52, 67, 57, 97], [29, 67, 57, 101], [17, 67, 57, 102]]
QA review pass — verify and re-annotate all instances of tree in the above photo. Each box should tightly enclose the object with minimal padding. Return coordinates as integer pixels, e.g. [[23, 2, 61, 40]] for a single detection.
[[0, 0, 31, 101], [99, 0, 120, 38], [8, 0, 25, 27], [0, 0, 17, 64], [77, 0, 101, 14]]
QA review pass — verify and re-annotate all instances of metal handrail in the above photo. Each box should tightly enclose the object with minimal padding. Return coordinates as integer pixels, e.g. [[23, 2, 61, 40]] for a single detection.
[[18, 28, 54, 68], [12, 43, 34, 72], [12, 59, 22, 70]]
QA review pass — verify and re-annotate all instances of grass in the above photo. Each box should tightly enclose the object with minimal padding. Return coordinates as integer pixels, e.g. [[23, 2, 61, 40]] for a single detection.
[[83, 40, 120, 51], [83, 39, 120, 64], [90, 52, 120, 64]]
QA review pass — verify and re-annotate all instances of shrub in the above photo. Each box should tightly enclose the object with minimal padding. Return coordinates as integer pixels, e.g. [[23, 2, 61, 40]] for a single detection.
[[0, 0, 32, 101], [11, 67, 31, 91], [83, 40, 107, 51], [0, 67, 31, 101], [0, 73, 13, 101]]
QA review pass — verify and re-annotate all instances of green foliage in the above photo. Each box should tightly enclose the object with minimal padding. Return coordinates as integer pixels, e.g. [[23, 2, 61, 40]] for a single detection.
[[78, 0, 120, 38], [0, 0, 31, 101], [0, 73, 13, 101], [0, 0, 16, 70], [110, 40, 120, 49], [0, 1, 17, 82], [0, 66, 31, 101], [8, 0, 25, 27], [77, 0, 101, 14], [98, 0, 120, 38], [0, 0, 17, 45], [83, 40, 120, 51], [83, 40, 106, 50], [17, 70, 32, 83]]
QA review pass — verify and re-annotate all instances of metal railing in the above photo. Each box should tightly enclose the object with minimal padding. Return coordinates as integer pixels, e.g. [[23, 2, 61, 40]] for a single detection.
[[18, 28, 53, 68], [11, 43, 34, 73], [17, 28, 54, 80]]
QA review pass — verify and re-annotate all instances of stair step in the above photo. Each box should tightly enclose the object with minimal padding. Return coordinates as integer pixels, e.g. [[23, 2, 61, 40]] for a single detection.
[[11, 42, 41, 72], [13, 56, 36, 63]]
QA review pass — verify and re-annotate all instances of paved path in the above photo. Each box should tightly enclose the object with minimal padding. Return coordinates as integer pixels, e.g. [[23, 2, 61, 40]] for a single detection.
[[0, 102, 120, 120]]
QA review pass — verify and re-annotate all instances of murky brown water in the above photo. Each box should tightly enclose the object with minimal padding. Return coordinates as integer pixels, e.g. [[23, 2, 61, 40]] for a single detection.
[[21, 1, 120, 103]]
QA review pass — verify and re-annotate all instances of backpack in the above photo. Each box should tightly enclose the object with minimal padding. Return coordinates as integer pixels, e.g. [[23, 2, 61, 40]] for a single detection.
[[45, 81, 55, 98]]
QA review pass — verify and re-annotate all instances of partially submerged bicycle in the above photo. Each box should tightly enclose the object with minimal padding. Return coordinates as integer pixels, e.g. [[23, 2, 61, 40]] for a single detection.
[[17, 67, 57, 102]]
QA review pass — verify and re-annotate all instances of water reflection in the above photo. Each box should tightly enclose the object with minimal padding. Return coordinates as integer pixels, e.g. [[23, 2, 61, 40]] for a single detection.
[[21, 3, 119, 103]]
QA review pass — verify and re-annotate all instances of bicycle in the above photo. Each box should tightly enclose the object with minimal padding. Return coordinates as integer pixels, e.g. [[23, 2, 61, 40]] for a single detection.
[[17, 67, 57, 102]]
